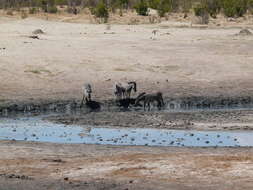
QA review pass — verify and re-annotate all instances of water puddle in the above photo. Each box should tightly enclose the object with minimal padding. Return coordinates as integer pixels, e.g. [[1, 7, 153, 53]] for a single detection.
[[0, 117, 253, 147]]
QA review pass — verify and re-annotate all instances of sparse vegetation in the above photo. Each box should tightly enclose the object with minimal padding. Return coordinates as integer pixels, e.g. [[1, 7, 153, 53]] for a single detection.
[[0, 0, 253, 19], [222, 0, 248, 17], [48, 5, 58, 13], [29, 7, 38, 14], [157, 0, 172, 17], [94, 1, 109, 23], [134, 0, 148, 16]]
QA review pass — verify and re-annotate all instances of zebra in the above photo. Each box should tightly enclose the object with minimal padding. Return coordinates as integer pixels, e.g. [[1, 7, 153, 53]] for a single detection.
[[114, 81, 137, 100], [135, 92, 164, 111], [80, 83, 92, 108], [151, 29, 159, 40]]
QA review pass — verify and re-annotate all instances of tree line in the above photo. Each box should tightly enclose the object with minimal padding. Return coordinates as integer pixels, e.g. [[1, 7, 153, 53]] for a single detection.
[[0, 0, 252, 20]]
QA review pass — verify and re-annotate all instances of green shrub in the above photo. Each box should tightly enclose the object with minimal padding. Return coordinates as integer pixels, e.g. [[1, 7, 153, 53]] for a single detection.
[[89, 7, 96, 15], [40, 0, 48, 12], [247, 0, 253, 14], [206, 0, 221, 18], [48, 6, 58, 13], [135, 0, 148, 16], [158, 0, 171, 17], [193, 3, 209, 24], [94, 1, 109, 23], [193, 3, 206, 17], [29, 7, 37, 14], [148, 0, 160, 9], [222, 0, 248, 17]]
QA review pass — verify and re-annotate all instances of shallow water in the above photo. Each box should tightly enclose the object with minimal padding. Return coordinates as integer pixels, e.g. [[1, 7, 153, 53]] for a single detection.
[[0, 116, 253, 147]]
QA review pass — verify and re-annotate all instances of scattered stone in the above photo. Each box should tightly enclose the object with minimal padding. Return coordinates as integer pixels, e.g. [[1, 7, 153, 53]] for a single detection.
[[32, 29, 44, 35], [237, 28, 252, 36], [0, 173, 32, 180], [28, 35, 39, 39], [103, 32, 115, 34]]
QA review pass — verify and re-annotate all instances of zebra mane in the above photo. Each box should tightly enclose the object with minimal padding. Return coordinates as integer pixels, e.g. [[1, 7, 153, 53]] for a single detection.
[[134, 92, 146, 105]]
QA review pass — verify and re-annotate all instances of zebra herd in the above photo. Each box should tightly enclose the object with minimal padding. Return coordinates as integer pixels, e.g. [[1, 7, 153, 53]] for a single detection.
[[81, 81, 164, 111]]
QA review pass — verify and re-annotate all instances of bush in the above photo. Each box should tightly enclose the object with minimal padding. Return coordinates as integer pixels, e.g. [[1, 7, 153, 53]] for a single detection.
[[29, 7, 37, 14], [158, 0, 171, 17], [193, 3, 206, 17], [135, 0, 148, 16], [222, 0, 248, 17], [94, 1, 109, 23], [206, 0, 221, 18], [48, 6, 58, 13], [148, 0, 160, 9], [249, 0, 253, 14], [89, 7, 96, 15], [193, 3, 209, 24], [40, 0, 48, 12]]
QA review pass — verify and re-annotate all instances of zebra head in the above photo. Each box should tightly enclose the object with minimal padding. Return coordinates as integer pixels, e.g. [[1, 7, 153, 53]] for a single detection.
[[128, 81, 137, 92]]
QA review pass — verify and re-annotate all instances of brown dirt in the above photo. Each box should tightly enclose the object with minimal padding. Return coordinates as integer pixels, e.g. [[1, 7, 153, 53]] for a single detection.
[[0, 141, 253, 190]]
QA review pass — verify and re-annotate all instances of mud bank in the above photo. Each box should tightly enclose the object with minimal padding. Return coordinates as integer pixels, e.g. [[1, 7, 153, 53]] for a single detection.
[[47, 109, 253, 131], [1, 95, 253, 116]]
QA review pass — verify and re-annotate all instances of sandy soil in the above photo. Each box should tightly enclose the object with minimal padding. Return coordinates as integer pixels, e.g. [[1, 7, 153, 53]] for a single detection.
[[0, 141, 253, 190], [0, 16, 253, 105]]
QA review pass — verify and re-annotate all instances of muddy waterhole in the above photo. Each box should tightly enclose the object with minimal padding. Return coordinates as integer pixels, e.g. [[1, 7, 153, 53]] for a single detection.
[[1, 112, 253, 147]]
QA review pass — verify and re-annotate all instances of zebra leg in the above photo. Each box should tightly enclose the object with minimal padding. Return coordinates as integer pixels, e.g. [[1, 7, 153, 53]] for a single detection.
[[80, 95, 85, 108], [148, 102, 151, 111], [161, 97, 165, 106], [88, 93, 91, 101], [157, 100, 161, 110]]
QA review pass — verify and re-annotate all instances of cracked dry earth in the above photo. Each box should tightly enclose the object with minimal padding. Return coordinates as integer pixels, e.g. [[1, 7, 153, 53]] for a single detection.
[[0, 141, 253, 190]]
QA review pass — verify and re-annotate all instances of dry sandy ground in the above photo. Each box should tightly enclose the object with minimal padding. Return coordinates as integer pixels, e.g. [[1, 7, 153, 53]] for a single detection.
[[0, 141, 253, 190], [0, 16, 253, 105]]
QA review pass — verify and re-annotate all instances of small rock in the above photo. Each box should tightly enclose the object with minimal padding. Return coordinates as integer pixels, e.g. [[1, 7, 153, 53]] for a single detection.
[[28, 35, 39, 39], [32, 29, 44, 34]]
